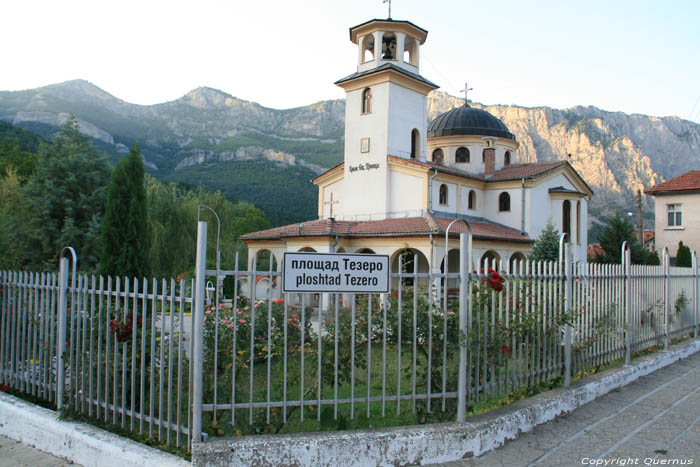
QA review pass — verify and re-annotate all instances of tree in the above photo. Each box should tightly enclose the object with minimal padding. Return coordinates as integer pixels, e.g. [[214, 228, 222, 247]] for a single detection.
[[675, 241, 692, 268], [22, 116, 111, 270], [100, 144, 150, 277], [529, 221, 560, 263], [594, 214, 652, 265]]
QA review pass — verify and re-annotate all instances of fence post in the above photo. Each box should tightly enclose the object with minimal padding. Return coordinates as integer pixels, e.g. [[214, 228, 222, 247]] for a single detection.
[[693, 251, 698, 339], [192, 221, 207, 444], [663, 247, 670, 351], [56, 247, 76, 410], [559, 235, 572, 387], [624, 245, 631, 365], [457, 228, 472, 423]]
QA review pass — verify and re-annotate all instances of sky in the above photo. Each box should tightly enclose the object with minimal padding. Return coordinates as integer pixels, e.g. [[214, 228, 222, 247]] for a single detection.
[[3, 0, 700, 123]]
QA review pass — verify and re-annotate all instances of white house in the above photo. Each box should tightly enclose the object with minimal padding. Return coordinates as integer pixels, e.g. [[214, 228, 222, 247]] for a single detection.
[[645, 170, 700, 260], [241, 17, 593, 296]]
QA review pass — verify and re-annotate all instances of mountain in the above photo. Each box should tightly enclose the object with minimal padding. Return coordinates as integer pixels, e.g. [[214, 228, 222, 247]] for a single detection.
[[2, 79, 699, 227]]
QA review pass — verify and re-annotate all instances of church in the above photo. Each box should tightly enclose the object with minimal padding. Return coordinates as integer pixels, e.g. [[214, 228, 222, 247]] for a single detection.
[[241, 17, 593, 295]]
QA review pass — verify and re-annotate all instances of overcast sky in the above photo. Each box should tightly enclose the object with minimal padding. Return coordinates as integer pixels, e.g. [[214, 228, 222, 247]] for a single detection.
[[3, 0, 700, 122]]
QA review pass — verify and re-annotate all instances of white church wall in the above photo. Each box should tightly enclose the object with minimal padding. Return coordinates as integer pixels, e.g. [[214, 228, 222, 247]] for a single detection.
[[343, 83, 391, 219], [389, 170, 423, 214], [483, 188, 522, 231], [387, 83, 428, 161], [321, 179, 344, 219], [431, 181, 457, 212]]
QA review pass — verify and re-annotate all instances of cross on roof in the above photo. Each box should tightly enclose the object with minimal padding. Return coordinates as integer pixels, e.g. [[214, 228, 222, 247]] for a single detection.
[[383, 0, 392, 19], [460, 82, 473, 106], [324, 192, 340, 219]]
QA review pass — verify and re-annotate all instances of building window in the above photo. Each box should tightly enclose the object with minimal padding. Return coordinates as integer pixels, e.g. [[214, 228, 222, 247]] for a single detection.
[[432, 148, 444, 164], [468, 190, 476, 210], [362, 88, 372, 114], [667, 204, 682, 227], [439, 184, 448, 205], [410, 129, 419, 159], [504, 151, 511, 166], [563, 200, 571, 242], [456, 147, 470, 163], [482, 149, 486, 163], [498, 192, 510, 212]]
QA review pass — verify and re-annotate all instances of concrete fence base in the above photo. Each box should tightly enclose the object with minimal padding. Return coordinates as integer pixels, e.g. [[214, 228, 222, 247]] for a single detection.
[[0, 393, 189, 467], [192, 339, 700, 466]]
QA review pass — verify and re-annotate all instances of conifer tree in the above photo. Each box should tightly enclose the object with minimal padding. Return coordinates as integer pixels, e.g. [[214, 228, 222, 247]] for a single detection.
[[100, 143, 150, 277], [675, 241, 692, 268], [529, 221, 560, 263]]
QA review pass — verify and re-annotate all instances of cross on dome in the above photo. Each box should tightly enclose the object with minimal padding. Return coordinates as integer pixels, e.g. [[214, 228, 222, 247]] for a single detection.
[[460, 82, 473, 107]]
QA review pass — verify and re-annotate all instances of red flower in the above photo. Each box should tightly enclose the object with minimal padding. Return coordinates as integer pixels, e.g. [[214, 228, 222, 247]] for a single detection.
[[273, 298, 285, 304], [501, 345, 512, 355], [0, 384, 8, 392]]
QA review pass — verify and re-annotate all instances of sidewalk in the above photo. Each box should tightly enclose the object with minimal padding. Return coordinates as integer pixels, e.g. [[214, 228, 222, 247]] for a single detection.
[[0, 434, 81, 467], [448, 350, 700, 466]]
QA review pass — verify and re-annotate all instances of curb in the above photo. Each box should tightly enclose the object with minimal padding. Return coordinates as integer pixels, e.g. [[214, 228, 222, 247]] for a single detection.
[[192, 339, 700, 466], [0, 393, 189, 467]]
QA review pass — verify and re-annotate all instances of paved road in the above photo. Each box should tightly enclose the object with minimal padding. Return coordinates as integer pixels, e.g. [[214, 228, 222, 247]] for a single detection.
[[0, 435, 81, 467], [442, 350, 700, 467]]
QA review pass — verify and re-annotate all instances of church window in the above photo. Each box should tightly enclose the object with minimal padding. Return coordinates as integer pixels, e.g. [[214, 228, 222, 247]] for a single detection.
[[504, 151, 511, 166], [411, 129, 419, 159], [362, 35, 375, 62], [498, 192, 511, 212], [362, 88, 372, 114], [468, 190, 476, 210], [381, 33, 397, 60], [432, 148, 444, 164], [563, 200, 572, 242], [456, 147, 470, 163], [439, 184, 448, 205]]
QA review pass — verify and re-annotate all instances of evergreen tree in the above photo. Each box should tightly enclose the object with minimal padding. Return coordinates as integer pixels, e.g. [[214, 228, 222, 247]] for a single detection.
[[529, 221, 560, 263], [100, 144, 150, 277], [594, 214, 651, 264], [675, 241, 692, 268], [23, 116, 110, 270]]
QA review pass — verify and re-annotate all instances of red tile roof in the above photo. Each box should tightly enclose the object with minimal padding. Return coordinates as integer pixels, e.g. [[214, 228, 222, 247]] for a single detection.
[[643, 230, 655, 243], [489, 162, 566, 181], [645, 171, 700, 195], [587, 243, 604, 258], [241, 213, 532, 243]]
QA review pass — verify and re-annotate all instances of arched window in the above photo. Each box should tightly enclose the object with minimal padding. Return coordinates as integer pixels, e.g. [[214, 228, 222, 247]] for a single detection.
[[410, 129, 419, 159], [468, 190, 476, 210], [563, 200, 571, 242], [403, 37, 417, 65], [480, 250, 501, 271], [456, 147, 470, 163], [504, 151, 511, 166], [381, 33, 396, 60], [498, 192, 511, 212], [509, 252, 527, 274], [432, 148, 444, 164], [362, 88, 372, 114], [362, 35, 375, 62], [439, 184, 448, 205]]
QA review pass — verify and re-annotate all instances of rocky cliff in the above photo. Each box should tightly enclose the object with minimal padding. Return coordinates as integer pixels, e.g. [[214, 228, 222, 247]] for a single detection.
[[2, 80, 699, 222]]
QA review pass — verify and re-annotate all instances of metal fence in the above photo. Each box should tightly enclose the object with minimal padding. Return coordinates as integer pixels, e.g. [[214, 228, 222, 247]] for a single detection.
[[0, 224, 698, 452]]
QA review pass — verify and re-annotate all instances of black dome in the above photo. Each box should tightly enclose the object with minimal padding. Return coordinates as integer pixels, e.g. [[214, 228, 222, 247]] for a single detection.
[[427, 105, 516, 140]]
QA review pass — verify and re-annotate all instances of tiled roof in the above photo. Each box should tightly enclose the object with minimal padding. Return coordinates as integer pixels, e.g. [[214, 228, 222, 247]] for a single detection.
[[645, 171, 700, 195], [587, 243, 604, 258], [334, 63, 438, 89], [241, 213, 532, 243], [644, 230, 655, 243], [489, 162, 566, 181]]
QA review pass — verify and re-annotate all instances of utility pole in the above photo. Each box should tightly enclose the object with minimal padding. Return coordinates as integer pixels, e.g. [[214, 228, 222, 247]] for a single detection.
[[637, 189, 644, 244]]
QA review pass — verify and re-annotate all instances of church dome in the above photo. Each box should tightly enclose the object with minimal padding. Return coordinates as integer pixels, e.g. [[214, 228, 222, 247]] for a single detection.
[[427, 105, 516, 141]]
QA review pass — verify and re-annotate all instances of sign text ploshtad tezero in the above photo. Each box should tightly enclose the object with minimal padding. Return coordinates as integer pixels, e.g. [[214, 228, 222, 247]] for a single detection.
[[283, 253, 389, 293]]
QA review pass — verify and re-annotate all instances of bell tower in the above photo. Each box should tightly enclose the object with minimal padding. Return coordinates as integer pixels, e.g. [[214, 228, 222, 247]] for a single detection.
[[335, 18, 438, 220]]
